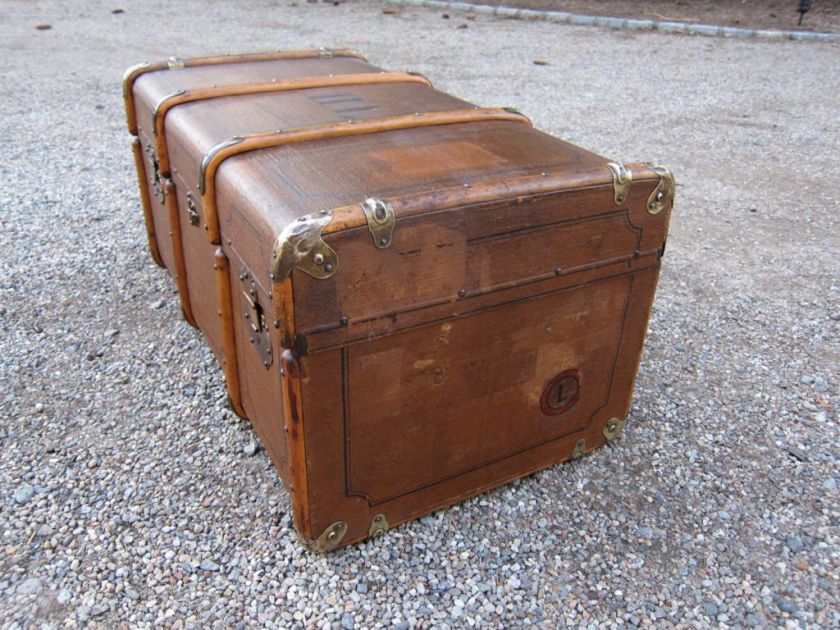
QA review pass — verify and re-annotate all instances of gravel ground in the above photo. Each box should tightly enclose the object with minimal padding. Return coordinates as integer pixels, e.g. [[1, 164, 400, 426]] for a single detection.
[[1, 1, 838, 628]]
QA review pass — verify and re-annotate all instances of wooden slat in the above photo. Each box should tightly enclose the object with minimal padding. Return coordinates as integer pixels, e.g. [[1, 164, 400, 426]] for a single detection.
[[131, 138, 164, 267], [122, 48, 366, 135], [214, 248, 246, 417], [164, 179, 197, 328], [199, 108, 533, 244], [152, 72, 432, 175]]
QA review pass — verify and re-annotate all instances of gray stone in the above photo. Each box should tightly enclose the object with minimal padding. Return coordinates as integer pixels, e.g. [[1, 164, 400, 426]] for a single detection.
[[199, 559, 220, 572], [17, 578, 42, 595], [777, 598, 798, 614], [785, 536, 804, 553], [785, 445, 808, 462], [341, 613, 355, 630], [14, 484, 34, 505], [637, 526, 654, 539], [824, 477, 837, 491]]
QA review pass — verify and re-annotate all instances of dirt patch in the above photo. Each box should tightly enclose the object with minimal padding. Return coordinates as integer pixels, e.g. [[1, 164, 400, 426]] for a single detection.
[[465, 0, 840, 32]]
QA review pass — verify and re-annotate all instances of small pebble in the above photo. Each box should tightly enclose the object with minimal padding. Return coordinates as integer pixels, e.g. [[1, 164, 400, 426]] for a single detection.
[[14, 484, 34, 505], [17, 578, 42, 595]]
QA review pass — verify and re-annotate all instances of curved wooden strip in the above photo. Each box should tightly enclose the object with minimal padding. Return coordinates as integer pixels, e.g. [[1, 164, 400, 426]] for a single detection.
[[153, 71, 432, 175], [131, 138, 164, 267], [164, 179, 198, 328], [214, 248, 246, 418], [322, 162, 665, 236], [199, 108, 533, 244], [123, 48, 366, 135]]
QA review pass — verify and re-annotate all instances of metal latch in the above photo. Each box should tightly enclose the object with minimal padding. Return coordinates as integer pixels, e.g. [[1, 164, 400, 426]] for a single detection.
[[240, 267, 273, 368], [186, 191, 199, 226], [144, 142, 164, 202]]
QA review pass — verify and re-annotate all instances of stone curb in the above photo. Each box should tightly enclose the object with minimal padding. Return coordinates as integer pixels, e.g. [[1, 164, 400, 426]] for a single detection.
[[386, 0, 840, 42]]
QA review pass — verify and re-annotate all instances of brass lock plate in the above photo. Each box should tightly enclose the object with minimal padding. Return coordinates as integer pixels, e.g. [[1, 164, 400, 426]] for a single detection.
[[239, 267, 273, 368]]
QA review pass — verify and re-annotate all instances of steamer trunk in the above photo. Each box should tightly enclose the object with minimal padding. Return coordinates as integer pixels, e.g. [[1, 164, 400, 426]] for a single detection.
[[124, 49, 674, 550]]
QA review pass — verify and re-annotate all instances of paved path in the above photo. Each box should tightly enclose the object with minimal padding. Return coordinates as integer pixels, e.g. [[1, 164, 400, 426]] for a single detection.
[[1, 1, 838, 627]]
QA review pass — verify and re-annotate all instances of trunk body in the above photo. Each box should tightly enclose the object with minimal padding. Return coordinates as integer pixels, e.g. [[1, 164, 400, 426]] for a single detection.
[[124, 50, 674, 550]]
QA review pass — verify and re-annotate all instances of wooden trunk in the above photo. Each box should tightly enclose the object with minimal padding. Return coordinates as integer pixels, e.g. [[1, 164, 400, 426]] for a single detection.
[[123, 49, 674, 551]]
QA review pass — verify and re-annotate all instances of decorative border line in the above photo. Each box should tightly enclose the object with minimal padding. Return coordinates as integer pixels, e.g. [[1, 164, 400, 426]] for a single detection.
[[387, 0, 840, 42]]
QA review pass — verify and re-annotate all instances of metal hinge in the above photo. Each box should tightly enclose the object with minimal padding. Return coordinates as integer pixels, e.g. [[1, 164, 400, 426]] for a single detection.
[[239, 267, 273, 368], [606, 162, 632, 205], [646, 163, 675, 215], [361, 198, 395, 249]]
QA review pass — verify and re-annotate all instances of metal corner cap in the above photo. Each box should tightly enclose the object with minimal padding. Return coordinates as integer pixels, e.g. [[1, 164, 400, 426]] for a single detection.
[[271, 211, 339, 282]]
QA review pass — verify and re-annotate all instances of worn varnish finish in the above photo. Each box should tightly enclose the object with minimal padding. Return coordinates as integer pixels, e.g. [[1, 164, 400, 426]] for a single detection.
[[124, 49, 674, 550]]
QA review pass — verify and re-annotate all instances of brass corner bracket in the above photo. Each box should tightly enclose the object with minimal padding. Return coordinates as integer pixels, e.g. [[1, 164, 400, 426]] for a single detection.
[[606, 162, 632, 205], [306, 521, 348, 553], [271, 211, 339, 282], [602, 417, 626, 442], [646, 163, 675, 215], [361, 198, 395, 249], [368, 514, 389, 538]]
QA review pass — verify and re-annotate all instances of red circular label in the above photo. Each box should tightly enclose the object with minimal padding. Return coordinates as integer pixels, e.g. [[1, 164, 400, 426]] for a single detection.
[[540, 369, 580, 416]]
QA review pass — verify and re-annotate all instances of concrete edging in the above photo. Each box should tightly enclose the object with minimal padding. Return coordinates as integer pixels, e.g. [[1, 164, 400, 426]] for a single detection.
[[386, 0, 840, 42]]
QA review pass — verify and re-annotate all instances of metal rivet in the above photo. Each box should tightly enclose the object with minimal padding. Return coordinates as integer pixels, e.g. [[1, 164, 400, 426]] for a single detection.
[[458, 289, 467, 298], [555, 267, 562, 275], [313, 253, 325, 265], [273, 320, 281, 329], [280, 367, 286, 376], [324, 262, 334, 272], [340, 316, 348, 326], [379, 236, 388, 246]]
